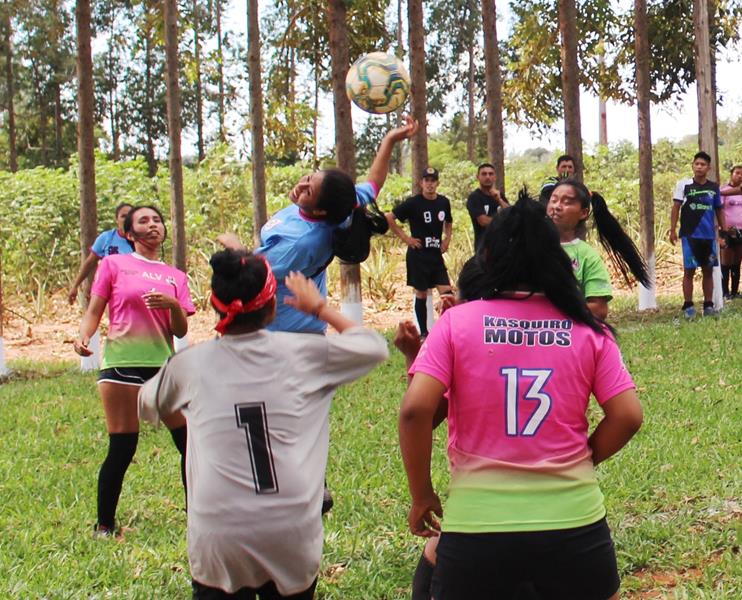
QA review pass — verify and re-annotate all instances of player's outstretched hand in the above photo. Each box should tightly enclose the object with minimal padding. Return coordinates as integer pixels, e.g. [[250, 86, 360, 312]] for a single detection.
[[394, 321, 421, 363], [284, 271, 324, 315], [217, 233, 246, 251], [73, 335, 93, 357], [408, 493, 443, 538], [386, 115, 418, 143]]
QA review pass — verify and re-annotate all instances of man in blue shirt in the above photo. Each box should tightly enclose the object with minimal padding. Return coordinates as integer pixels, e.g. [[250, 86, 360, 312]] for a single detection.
[[669, 151, 727, 318]]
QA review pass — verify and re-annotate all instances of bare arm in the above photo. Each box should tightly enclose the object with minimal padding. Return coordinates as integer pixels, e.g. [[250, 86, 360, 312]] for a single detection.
[[441, 221, 452, 254], [586, 297, 610, 321], [142, 292, 189, 338], [399, 372, 446, 537], [588, 388, 643, 466], [669, 202, 681, 244], [715, 206, 727, 232], [367, 116, 418, 188], [68, 252, 101, 305], [720, 186, 741, 196], [73, 294, 107, 356], [476, 214, 493, 228], [386, 212, 421, 249]]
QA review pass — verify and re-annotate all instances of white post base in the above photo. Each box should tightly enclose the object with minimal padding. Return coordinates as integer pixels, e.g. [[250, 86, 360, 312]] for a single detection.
[[0, 337, 10, 377], [340, 301, 363, 325], [638, 253, 657, 311], [712, 264, 724, 311], [80, 329, 101, 372]]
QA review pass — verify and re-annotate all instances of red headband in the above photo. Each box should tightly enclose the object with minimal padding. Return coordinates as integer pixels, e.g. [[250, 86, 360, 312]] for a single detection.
[[211, 257, 277, 334]]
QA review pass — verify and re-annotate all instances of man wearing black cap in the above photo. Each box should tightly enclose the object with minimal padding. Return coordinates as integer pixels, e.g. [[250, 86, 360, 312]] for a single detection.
[[386, 167, 453, 338]]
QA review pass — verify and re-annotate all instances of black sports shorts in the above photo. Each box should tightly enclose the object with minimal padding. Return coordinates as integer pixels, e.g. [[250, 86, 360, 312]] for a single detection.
[[431, 517, 620, 600], [192, 578, 317, 600], [97, 367, 160, 386], [406, 249, 450, 291]]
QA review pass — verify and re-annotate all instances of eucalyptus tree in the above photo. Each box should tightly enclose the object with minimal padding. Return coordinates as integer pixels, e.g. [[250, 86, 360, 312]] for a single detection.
[[163, 0, 187, 270], [407, 0, 427, 194], [427, 0, 483, 162], [247, 0, 267, 241], [481, 0, 504, 187], [74, 0, 97, 311], [1, 0, 17, 171]]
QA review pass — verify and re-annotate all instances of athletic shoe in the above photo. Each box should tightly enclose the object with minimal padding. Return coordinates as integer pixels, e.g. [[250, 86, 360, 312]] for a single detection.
[[724, 293, 735, 301], [683, 305, 697, 319], [321, 486, 334, 515], [702, 305, 718, 317], [92, 524, 117, 539]]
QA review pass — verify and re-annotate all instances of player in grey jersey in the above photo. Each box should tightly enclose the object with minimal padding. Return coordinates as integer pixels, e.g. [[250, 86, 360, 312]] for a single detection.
[[139, 249, 388, 599]]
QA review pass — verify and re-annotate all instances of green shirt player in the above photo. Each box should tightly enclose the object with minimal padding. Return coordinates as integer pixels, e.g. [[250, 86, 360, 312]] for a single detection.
[[546, 180, 650, 320]]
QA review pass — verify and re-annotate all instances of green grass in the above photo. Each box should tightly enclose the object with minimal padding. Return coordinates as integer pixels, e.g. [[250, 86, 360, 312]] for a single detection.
[[1, 298, 740, 599]]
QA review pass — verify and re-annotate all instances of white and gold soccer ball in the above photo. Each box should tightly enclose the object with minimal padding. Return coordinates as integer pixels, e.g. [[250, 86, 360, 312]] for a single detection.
[[345, 52, 411, 114]]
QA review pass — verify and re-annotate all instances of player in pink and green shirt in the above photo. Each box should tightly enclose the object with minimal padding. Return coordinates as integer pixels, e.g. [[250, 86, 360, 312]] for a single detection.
[[74, 205, 194, 537], [399, 194, 643, 600]]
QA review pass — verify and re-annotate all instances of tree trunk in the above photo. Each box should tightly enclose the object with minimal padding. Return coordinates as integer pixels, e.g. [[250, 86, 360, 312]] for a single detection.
[[327, 0, 362, 323], [53, 81, 63, 165], [247, 0, 267, 245], [481, 0, 505, 190], [163, 0, 187, 271], [215, 0, 226, 143], [75, 0, 97, 308], [3, 2, 16, 172], [598, 98, 607, 146], [408, 0, 428, 195], [634, 0, 655, 310], [693, 0, 722, 308], [558, 0, 583, 180], [327, 0, 356, 178], [694, 0, 719, 180], [144, 28, 156, 176], [32, 61, 49, 167], [466, 43, 475, 162], [193, 0, 204, 162]]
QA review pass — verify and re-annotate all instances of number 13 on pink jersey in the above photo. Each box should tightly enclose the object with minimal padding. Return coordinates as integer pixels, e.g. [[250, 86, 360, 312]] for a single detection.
[[500, 368, 553, 437]]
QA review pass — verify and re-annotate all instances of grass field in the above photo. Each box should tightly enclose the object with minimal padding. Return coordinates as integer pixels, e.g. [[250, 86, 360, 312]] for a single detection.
[[1, 297, 740, 599]]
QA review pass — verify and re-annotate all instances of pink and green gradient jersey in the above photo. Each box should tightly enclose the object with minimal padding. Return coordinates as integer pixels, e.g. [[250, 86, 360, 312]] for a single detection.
[[92, 253, 195, 369], [410, 294, 635, 533]]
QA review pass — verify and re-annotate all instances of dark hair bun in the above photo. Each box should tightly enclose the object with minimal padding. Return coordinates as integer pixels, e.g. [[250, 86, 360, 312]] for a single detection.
[[210, 249, 246, 278]]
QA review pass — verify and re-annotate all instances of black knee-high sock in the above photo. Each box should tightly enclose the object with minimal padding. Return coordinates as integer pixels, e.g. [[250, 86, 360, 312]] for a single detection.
[[411, 551, 435, 600], [97, 432, 138, 530], [721, 265, 731, 296], [169, 425, 187, 508], [414, 297, 428, 337], [731, 265, 741, 296]]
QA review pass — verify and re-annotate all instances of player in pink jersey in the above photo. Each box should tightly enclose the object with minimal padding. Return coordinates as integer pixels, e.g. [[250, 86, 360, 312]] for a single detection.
[[719, 165, 742, 299], [399, 194, 643, 600], [73, 205, 195, 537]]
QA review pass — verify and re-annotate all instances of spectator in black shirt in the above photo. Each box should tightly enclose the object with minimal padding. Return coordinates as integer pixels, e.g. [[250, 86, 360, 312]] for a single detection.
[[466, 163, 509, 250], [539, 154, 577, 205]]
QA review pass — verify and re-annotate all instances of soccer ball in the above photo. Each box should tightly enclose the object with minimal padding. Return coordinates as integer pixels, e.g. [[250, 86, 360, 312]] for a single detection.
[[346, 52, 411, 114]]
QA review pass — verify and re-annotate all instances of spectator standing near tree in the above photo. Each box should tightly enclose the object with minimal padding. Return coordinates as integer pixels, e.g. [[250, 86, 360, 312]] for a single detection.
[[719, 165, 742, 299], [466, 163, 509, 251], [539, 154, 577, 205], [669, 151, 727, 318]]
